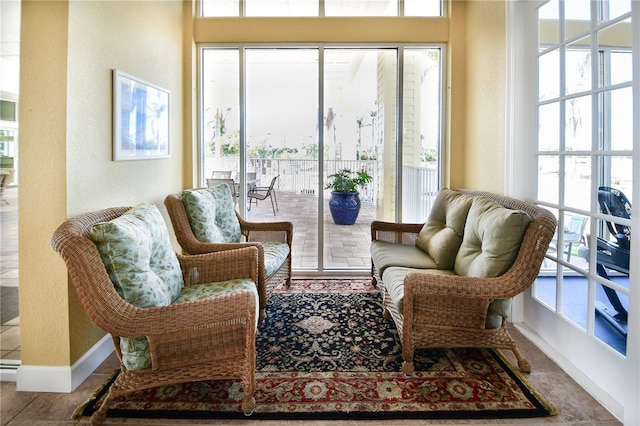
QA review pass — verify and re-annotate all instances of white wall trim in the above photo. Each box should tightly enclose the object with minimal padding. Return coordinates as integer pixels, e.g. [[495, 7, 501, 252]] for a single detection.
[[514, 323, 623, 422], [16, 335, 114, 393]]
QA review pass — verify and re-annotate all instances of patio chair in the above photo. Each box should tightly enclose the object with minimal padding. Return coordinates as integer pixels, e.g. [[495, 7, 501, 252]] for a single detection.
[[551, 214, 588, 261], [248, 175, 280, 215], [164, 183, 293, 320], [211, 170, 233, 179], [0, 168, 15, 205], [51, 204, 259, 425], [207, 178, 238, 203]]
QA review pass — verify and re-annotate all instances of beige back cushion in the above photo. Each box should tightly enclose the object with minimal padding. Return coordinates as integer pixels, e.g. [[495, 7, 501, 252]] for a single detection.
[[415, 189, 474, 269], [454, 196, 530, 277]]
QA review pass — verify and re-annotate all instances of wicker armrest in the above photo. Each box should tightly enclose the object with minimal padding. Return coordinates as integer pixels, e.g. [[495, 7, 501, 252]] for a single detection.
[[371, 220, 423, 244], [237, 215, 293, 245], [178, 246, 259, 286]]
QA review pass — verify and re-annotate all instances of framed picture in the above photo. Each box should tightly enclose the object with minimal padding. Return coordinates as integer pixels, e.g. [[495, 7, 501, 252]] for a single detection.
[[113, 70, 170, 161]]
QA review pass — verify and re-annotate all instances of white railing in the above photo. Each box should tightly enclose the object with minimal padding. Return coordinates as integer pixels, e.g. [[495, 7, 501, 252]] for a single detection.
[[243, 158, 438, 220], [250, 159, 377, 203], [402, 164, 439, 223]]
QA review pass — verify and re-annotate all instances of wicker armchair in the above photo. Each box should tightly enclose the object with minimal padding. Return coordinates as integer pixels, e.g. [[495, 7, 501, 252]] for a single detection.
[[371, 190, 557, 374], [51, 207, 259, 425], [165, 189, 293, 321]]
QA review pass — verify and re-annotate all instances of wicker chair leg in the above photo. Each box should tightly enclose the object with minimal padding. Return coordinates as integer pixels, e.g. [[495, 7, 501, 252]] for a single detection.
[[241, 376, 256, 416], [402, 360, 415, 375], [90, 392, 113, 425], [511, 346, 531, 373]]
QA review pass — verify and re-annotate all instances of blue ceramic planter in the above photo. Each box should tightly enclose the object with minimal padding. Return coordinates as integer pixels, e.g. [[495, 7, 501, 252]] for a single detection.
[[329, 191, 361, 225]]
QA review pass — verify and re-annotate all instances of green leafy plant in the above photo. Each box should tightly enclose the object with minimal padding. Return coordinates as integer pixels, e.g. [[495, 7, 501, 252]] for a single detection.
[[326, 168, 373, 193]]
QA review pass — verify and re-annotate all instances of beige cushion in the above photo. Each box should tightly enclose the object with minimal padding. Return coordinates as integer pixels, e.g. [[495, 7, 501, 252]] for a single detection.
[[454, 196, 530, 278], [415, 189, 473, 269], [381, 266, 456, 314], [382, 266, 511, 329], [371, 240, 437, 276]]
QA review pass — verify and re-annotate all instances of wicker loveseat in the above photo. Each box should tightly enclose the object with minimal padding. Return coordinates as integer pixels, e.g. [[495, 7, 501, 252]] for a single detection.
[[371, 189, 557, 374], [164, 184, 293, 321], [51, 204, 259, 424]]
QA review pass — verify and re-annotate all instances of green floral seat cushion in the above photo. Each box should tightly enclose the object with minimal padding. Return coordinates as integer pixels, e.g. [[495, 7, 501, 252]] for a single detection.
[[89, 203, 184, 371], [182, 185, 242, 243], [262, 241, 291, 276], [175, 278, 259, 327], [122, 279, 259, 371]]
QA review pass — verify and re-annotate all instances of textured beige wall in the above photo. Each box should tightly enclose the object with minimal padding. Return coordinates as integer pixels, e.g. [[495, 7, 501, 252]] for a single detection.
[[19, 0, 183, 367], [460, 0, 506, 193]]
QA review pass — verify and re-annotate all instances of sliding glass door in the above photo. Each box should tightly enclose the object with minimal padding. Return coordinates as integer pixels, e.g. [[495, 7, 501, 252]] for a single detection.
[[200, 45, 443, 274]]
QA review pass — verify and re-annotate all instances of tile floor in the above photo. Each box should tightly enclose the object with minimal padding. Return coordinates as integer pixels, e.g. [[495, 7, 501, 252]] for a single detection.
[[0, 324, 622, 425], [0, 185, 622, 424]]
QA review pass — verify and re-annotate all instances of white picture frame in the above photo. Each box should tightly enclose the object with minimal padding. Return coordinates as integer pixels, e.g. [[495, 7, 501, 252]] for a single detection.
[[113, 70, 170, 161]]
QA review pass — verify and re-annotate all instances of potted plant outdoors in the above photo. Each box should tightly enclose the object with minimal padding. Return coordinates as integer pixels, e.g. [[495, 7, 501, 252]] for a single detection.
[[326, 168, 373, 225]]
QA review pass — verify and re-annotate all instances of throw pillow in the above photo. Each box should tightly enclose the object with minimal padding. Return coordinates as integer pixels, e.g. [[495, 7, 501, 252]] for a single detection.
[[415, 188, 474, 269], [90, 203, 184, 371], [182, 185, 242, 243], [454, 196, 530, 278]]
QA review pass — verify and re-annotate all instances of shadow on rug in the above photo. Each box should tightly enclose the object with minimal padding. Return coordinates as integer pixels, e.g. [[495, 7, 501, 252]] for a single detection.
[[77, 279, 557, 421]]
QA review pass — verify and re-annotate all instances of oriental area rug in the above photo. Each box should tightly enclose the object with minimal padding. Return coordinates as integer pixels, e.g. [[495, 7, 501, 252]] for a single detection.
[[76, 279, 557, 421]]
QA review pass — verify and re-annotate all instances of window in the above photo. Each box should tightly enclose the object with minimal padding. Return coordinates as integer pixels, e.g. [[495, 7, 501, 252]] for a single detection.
[[533, 0, 633, 355], [201, 0, 443, 17]]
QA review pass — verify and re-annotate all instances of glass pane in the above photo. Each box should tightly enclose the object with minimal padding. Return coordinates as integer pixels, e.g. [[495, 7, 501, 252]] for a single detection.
[[534, 259, 558, 311], [245, 48, 319, 268], [594, 279, 628, 355], [402, 48, 441, 222], [565, 94, 591, 151], [325, 0, 396, 16], [539, 0, 559, 46], [560, 269, 588, 331], [599, 0, 631, 21], [323, 48, 394, 269], [565, 36, 592, 95], [538, 49, 560, 101], [599, 18, 632, 86], [564, 0, 591, 40], [610, 157, 633, 197], [564, 155, 591, 210], [202, 49, 240, 184], [537, 155, 559, 204], [538, 102, 560, 151], [202, 0, 238, 16], [246, 0, 317, 16], [405, 0, 442, 17], [552, 213, 590, 269], [608, 88, 633, 150]]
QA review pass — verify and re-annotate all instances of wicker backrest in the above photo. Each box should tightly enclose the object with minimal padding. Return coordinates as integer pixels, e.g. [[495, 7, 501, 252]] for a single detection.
[[456, 189, 558, 297], [51, 207, 140, 336]]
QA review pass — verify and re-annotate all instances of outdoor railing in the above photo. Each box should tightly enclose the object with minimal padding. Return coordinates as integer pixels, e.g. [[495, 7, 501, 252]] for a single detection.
[[243, 158, 439, 220], [250, 158, 377, 203]]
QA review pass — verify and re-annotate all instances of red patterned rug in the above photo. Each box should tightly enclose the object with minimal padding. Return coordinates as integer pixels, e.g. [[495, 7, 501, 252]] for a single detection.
[[76, 279, 557, 421]]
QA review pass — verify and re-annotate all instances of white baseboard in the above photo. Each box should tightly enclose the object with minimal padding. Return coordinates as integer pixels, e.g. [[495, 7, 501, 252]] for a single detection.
[[0, 359, 20, 382], [16, 335, 114, 393], [513, 322, 623, 422]]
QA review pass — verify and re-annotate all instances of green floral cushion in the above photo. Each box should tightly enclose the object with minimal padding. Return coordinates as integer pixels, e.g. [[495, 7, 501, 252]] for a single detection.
[[181, 189, 223, 242], [89, 203, 184, 371], [175, 278, 259, 329], [262, 241, 290, 276], [182, 185, 241, 243]]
